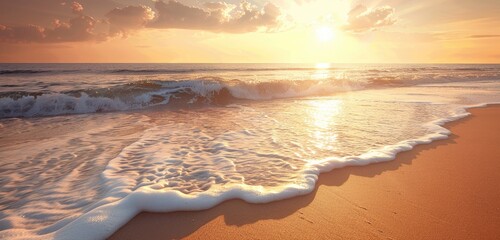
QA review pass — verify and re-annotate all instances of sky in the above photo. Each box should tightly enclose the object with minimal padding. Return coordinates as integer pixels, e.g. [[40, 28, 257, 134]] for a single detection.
[[0, 0, 499, 63]]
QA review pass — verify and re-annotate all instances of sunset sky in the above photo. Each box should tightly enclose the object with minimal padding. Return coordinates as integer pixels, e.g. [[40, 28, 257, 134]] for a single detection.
[[0, 0, 499, 63]]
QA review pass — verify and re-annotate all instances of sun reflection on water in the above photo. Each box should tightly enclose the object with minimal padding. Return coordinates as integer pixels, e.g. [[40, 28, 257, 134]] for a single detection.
[[315, 63, 331, 69], [306, 99, 342, 152], [312, 63, 332, 80]]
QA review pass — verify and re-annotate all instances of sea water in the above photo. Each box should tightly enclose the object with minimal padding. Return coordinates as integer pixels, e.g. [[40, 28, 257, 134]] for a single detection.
[[0, 63, 499, 239]]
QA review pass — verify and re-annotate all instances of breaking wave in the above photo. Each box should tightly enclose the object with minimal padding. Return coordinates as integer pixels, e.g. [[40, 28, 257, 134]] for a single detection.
[[0, 79, 364, 118]]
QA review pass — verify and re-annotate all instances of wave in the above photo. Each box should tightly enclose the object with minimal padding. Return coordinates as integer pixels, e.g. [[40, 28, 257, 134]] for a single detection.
[[0, 69, 80, 75], [70, 66, 500, 74], [451, 67, 491, 71], [108, 67, 347, 74], [0, 79, 365, 118], [1, 65, 497, 76], [110, 69, 197, 74], [0, 67, 342, 76], [0, 70, 51, 75]]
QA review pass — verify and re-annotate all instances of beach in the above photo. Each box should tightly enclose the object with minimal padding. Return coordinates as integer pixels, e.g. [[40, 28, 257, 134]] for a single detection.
[[1, 1, 500, 239], [0, 64, 499, 239], [110, 105, 500, 240]]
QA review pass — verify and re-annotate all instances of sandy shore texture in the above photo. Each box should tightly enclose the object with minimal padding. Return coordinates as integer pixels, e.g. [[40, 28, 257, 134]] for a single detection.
[[110, 105, 500, 240]]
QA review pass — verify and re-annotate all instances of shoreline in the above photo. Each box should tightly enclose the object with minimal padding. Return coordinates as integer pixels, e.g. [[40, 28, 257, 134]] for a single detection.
[[110, 105, 500, 240]]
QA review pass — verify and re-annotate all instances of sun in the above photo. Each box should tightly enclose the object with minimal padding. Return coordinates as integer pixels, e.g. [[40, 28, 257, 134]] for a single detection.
[[315, 26, 335, 42]]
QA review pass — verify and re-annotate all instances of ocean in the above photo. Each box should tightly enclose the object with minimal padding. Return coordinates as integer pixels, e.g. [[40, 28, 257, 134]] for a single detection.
[[0, 63, 499, 239]]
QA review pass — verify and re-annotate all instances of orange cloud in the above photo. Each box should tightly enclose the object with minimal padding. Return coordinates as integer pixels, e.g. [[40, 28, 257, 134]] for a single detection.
[[468, 34, 500, 39], [148, 0, 285, 33], [71, 1, 84, 14], [0, 1, 105, 43], [0, 24, 45, 43], [0, 0, 287, 43], [106, 5, 155, 37], [0, 16, 104, 43], [343, 4, 397, 32]]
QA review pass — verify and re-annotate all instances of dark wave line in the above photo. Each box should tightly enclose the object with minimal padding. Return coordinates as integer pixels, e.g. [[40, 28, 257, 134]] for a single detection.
[[0, 69, 79, 75], [109, 69, 196, 74], [0, 70, 51, 75]]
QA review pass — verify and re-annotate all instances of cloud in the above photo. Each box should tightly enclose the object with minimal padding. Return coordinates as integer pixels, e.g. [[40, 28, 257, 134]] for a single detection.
[[468, 34, 500, 39], [343, 4, 396, 32], [0, 2, 105, 43], [0, 24, 45, 43], [71, 1, 84, 14], [45, 15, 103, 42], [0, 0, 288, 44], [362, 31, 443, 42], [106, 5, 155, 37], [148, 0, 286, 33]]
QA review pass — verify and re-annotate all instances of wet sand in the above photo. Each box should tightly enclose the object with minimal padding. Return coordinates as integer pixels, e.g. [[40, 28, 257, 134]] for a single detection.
[[110, 105, 500, 240]]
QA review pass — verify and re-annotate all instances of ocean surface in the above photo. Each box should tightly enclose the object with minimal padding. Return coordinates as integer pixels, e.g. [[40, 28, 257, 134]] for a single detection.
[[0, 63, 499, 239]]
